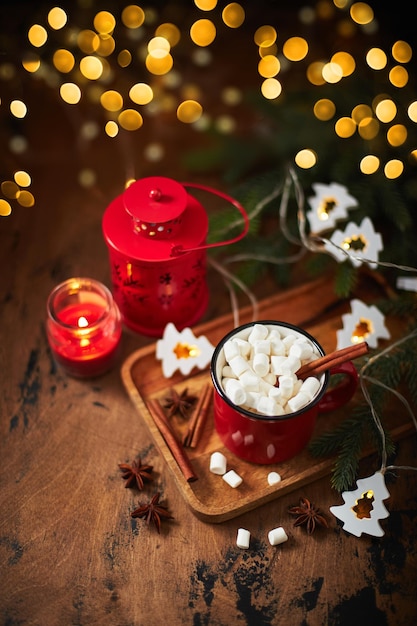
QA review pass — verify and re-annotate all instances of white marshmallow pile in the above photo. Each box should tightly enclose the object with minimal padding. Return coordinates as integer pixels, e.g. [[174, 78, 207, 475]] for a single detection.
[[219, 323, 323, 417]]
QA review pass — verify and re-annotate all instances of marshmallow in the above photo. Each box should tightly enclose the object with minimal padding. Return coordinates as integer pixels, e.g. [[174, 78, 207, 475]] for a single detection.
[[263, 372, 277, 385], [222, 365, 237, 379], [270, 355, 287, 375], [228, 355, 251, 377], [254, 339, 271, 355], [289, 341, 314, 361], [300, 376, 321, 400], [245, 391, 261, 409], [209, 452, 227, 475], [256, 395, 279, 416], [287, 391, 310, 412], [235, 337, 251, 356], [248, 323, 269, 344], [270, 338, 286, 356], [278, 375, 295, 399], [239, 370, 261, 391], [223, 339, 241, 362], [222, 469, 243, 488], [252, 352, 269, 377], [223, 378, 247, 405], [268, 527, 288, 546], [236, 528, 251, 549], [281, 355, 302, 375], [282, 334, 297, 349], [267, 471, 282, 486]]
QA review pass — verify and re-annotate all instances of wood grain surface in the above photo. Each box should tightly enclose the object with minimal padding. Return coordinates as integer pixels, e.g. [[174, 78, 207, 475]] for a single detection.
[[1, 4, 417, 624]]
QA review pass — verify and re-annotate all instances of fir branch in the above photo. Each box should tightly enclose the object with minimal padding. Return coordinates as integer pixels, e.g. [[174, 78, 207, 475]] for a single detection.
[[333, 261, 358, 298], [330, 416, 368, 491], [309, 414, 367, 459]]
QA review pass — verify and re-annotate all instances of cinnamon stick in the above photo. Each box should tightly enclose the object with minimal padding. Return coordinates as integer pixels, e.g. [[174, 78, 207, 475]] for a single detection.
[[147, 398, 198, 483], [296, 341, 369, 379], [183, 383, 212, 448]]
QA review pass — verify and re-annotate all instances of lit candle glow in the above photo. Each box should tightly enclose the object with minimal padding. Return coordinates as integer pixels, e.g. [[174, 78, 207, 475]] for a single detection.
[[46, 278, 122, 378]]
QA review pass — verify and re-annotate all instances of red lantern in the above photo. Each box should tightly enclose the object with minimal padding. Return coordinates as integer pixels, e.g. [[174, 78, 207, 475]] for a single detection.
[[102, 176, 249, 336]]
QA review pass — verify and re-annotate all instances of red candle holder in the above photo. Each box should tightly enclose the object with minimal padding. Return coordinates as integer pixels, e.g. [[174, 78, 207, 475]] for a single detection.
[[102, 176, 249, 337], [46, 278, 122, 378]]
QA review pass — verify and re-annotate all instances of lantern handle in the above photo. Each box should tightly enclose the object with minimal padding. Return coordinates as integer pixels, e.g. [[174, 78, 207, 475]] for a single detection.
[[170, 182, 249, 256]]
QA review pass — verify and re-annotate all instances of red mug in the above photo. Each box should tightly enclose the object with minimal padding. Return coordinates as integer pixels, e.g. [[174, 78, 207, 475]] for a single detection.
[[210, 321, 359, 464]]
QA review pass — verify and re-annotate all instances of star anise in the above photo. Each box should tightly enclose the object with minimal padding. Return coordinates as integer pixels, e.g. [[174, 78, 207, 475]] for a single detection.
[[131, 492, 174, 533], [163, 387, 197, 419], [288, 497, 329, 534], [118, 457, 153, 490]]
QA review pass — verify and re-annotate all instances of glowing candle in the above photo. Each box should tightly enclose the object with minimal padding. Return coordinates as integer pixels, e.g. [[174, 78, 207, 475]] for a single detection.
[[46, 278, 122, 378]]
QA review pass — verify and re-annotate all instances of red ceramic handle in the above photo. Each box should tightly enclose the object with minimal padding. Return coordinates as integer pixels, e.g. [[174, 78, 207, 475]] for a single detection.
[[317, 360, 359, 413]]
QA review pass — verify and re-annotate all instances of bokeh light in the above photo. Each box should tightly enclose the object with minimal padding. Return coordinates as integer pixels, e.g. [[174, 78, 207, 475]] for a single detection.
[[60, 83, 81, 104], [387, 124, 407, 146], [222, 3, 245, 28], [335, 117, 356, 138], [261, 78, 282, 99], [366, 48, 387, 70], [314, 99, 336, 121], [389, 65, 408, 88], [10, 101, 27, 118], [283, 37, 308, 62], [129, 83, 153, 105], [155, 23, 181, 47], [80, 56, 103, 80], [177, 100, 203, 123], [93, 11, 116, 35], [100, 90, 123, 111], [375, 99, 397, 123], [121, 5, 145, 28], [392, 40, 412, 63], [350, 2, 374, 25], [14, 171, 31, 187], [258, 55, 280, 78], [360, 154, 380, 174], [194, 0, 218, 9], [190, 19, 216, 46], [254, 25, 277, 47], [384, 159, 404, 179], [407, 101, 417, 122], [47, 7, 67, 30], [295, 149, 317, 168], [53, 49, 75, 73], [118, 109, 143, 130], [331, 51, 355, 76], [28, 25, 48, 47]]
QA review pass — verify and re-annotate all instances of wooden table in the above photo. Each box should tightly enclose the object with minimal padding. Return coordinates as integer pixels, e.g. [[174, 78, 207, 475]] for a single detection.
[[1, 3, 417, 624]]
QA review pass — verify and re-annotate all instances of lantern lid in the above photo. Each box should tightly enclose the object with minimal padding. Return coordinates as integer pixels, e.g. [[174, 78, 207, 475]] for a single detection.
[[123, 176, 187, 224]]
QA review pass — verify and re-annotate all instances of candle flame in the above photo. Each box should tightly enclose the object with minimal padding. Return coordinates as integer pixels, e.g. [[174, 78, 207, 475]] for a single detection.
[[78, 316, 89, 328]]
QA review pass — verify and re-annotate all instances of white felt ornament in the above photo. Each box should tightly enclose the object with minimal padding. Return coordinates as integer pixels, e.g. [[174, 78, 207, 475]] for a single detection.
[[156, 322, 215, 378], [306, 182, 358, 233], [336, 299, 391, 350], [329, 471, 390, 537], [324, 217, 383, 268]]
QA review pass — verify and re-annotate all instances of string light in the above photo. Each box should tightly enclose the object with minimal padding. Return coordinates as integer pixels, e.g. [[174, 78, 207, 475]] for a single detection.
[[1, 1, 416, 216]]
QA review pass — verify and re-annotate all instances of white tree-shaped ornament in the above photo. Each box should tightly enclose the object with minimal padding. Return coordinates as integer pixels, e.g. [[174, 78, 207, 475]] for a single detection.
[[324, 217, 383, 268], [330, 471, 390, 537], [336, 299, 391, 349], [156, 322, 215, 378], [307, 182, 358, 233]]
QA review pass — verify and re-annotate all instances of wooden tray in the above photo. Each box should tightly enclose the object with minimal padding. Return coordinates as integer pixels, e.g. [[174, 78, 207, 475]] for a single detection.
[[121, 277, 413, 523]]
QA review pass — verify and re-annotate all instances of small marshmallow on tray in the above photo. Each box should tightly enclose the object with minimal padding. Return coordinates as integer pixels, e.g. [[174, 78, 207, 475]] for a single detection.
[[221, 324, 322, 417]]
